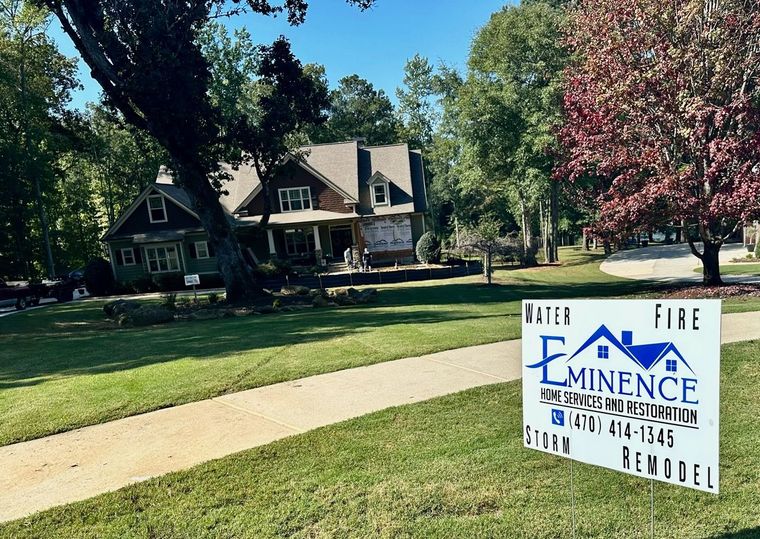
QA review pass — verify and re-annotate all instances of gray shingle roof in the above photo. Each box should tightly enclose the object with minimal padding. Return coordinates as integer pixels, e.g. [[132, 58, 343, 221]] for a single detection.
[[155, 141, 426, 219]]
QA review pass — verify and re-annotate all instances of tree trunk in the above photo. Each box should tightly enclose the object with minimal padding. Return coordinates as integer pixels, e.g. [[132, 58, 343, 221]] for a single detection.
[[548, 182, 559, 263], [19, 43, 55, 279], [485, 249, 492, 285], [32, 174, 56, 278], [686, 231, 723, 286], [701, 242, 722, 285], [519, 197, 536, 266], [176, 163, 259, 301]]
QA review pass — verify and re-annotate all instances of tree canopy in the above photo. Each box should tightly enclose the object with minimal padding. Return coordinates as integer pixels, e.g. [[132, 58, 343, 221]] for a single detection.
[[558, 0, 760, 284]]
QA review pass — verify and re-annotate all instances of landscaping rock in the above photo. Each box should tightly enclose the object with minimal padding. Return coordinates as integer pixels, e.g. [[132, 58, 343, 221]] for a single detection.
[[355, 288, 379, 304], [333, 295, 357, 306], [346, 287, 360, 298], [188, 309, 234, 321], [103, 299, 140, 318], [280, 285, 310, 296], [312, 295, 329, 308], [255, 305, 276, 314], [330, 288, 349, 297], [118, 305, 174, 327], [309, 288, 329, 298]]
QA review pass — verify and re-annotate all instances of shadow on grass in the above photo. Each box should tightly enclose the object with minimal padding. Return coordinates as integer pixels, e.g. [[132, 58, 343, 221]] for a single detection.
[[0, 304, 506, 388], [0, 271, 662, 389], [712, 529, 760, 538]]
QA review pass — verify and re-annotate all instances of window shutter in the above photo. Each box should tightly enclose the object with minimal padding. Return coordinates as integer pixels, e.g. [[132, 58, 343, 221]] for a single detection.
[[115, 249, 123, 266], [134, 248, 142, 264], [189, 243, 197, 259], [207, 242, 215, 257]]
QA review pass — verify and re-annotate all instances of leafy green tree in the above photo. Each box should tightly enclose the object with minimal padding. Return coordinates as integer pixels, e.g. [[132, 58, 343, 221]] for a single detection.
[[40, 0, 373, 301], [310, 74, 400, 145], [458, 1, 568, 264], [396, 54, 438, 149], [0, 0, 78, 278]]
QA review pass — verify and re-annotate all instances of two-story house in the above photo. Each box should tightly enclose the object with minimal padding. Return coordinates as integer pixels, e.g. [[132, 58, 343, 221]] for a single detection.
[[102, 140, 428, 284]]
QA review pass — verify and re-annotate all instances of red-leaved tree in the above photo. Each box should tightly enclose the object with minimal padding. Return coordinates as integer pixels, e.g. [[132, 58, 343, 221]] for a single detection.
[[558, 0, 760, 284]]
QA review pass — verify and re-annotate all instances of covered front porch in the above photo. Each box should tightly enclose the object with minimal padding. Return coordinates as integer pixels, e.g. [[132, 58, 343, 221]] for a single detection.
[[236, 214, 361, 266]]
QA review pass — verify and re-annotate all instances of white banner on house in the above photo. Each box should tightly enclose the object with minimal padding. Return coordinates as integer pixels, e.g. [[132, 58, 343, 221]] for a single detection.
[[522, 299, 721, 493], [359, 215, 413, 253]]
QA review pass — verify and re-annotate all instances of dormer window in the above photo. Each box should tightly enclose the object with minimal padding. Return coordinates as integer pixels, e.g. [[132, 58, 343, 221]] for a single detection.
[[279, 187, 312, 213], [147, 194, 168, 223], [372, 182, 389, 206], [368, 172, 391, 208]]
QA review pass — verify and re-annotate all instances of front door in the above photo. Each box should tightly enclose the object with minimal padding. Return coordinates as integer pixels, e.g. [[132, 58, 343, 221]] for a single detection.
[[329, 225, 354, 259]]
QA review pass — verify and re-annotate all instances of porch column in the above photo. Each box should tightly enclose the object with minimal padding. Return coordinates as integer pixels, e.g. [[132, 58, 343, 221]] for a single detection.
[[266, 229, 276, 255], [312, 225, 322, 251]]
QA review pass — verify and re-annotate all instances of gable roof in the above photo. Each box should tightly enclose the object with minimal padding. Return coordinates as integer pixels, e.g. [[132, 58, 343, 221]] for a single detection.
[[107, 141, 427, 241], [568, 324, 639, 365], [568, 324, 694, 374], [102, 182, 199, 241]]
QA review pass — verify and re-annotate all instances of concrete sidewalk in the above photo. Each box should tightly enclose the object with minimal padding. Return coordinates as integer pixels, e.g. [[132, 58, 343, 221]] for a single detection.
[[0, 312, 758, 522]]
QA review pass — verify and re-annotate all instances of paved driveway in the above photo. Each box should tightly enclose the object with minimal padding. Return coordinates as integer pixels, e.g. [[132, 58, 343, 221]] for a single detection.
[[599, 243, 758, 282]]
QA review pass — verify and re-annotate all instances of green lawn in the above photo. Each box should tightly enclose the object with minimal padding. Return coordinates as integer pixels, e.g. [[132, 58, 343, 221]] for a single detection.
[[1, 247, 759, 446], [695, 263, 760, 276], [3, 339, 758, 538]]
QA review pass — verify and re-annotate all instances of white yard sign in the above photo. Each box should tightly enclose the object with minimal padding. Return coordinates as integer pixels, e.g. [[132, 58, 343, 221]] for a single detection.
[[522, 299, 721, 493], [184, 274, 200, 286]]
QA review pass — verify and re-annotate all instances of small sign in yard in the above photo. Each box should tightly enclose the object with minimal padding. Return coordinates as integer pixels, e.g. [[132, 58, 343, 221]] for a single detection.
[[184, 274, 200, 286], [522, 299, 720, 494]]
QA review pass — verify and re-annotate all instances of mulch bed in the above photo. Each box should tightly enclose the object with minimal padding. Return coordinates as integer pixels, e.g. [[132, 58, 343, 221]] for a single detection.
[[658, 283, 760, 299]]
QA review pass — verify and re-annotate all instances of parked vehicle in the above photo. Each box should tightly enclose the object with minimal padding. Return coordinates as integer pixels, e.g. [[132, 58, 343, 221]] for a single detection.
[[0, 277, 80, 311], [0, 279, 41, 310]]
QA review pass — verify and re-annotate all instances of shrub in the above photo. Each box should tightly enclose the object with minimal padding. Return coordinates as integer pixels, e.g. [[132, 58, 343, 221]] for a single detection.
[[254, 258, 293, 279], [272, 299, 282, 310], [160, 293, 177, 311], [131, 276, 157, 294], [154, 272, 185, 292], [207, 292, 219, 304], [754, 241, 760, 259], [84, 258, 115, 297], [416, 232, 441, 264]]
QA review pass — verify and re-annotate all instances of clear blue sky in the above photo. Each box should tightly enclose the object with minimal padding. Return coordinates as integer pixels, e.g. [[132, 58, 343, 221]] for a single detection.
[[47, 0, 511, 110]]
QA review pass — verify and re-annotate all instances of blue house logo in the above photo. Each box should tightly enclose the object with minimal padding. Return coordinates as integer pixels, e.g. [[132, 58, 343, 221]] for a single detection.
[[526, 325, 700, 404], [567, 325, 695, 375]]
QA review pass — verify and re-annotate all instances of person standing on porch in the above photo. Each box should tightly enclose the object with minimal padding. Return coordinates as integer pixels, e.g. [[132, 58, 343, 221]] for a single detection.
[[362, 248, 372, 272], [344, 246, 353, 270]]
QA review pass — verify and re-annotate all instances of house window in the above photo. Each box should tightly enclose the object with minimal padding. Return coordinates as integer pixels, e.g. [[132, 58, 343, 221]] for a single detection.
[[666, 359, 678, 373], [597, 345, 609, 359], [147, 195, 168, 223], [121, 248, 136, 266], [279, 187, 312, 213], [195, 241, 210, 259], [372, 182, 389, 207], [146, 245, 180, 273], [284, 229, 316, 256]]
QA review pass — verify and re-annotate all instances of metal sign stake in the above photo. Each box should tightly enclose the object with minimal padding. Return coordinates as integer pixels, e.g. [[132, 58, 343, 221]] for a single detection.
[[650, 479, 655, 539], [570, 458, 576, 539]]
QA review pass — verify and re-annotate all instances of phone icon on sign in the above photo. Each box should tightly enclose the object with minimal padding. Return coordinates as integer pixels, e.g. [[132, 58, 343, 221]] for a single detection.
[[551, 409, 565, 426]]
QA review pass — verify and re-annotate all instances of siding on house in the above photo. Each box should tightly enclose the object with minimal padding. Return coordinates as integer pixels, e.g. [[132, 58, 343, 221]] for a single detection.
[[244, 162, 353, 216], [182, 234, 219, 274], [411, 213, 426, 245], [109, 239, 149, 283], [117, 195, 200, 235]]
